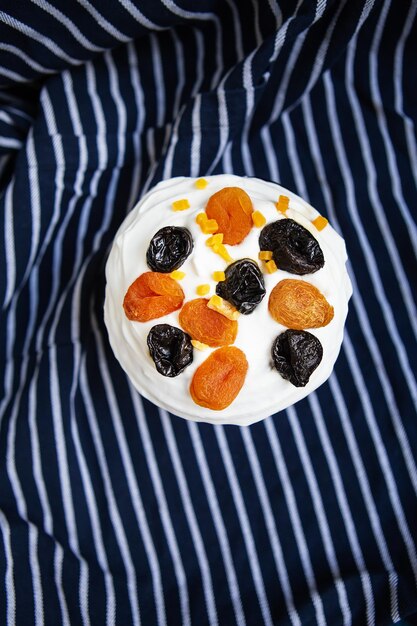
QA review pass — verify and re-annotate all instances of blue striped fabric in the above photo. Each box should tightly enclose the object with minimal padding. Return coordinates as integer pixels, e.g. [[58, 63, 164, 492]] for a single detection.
[[1, 0, 417, 624]]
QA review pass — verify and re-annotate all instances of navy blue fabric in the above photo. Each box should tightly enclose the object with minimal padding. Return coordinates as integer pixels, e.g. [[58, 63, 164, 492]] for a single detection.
[[1, 1, 417, 624]]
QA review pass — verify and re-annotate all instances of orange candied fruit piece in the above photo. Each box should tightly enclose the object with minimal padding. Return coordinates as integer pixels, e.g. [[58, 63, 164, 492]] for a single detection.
[[201, 218, 219, 234], [252, 210, 266, 227], [172, 198, 190, 211], [196, 284, 210, 296], [179, 298, 238, 347], [312, 215, 329, 231], [276, 195, 289, 213], [207, 295, 239, 321], [123, 272, 184, 322], [213, 270, 226, 282], [170, 270, 186, 280], [258, 250, 273, 261], [206, 233, 224, 246], [190, 346, 248, 410], [264, 260, 278, 274], [211, 243, 234, 263], [195, 178, 208, 189], [205, 187, 253, 245]]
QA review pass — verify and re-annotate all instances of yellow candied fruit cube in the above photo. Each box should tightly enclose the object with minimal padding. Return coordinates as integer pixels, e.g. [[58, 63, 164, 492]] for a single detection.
[[201, 219, 219, 234], [312, 215, 329, 231], [196, 284, 210, 296], [196, 212, 208, 225], [205, 233, 224, 246], [265, 260, 278, 274], [258, 250, 273, 261], [212, 243, 234, 263], [195, 178, 208, 189], [207, 295, 240, 321], [213, 271, 226, 282], [278, 194, 290, 207], [191, 339, 209, 351], [172, 198, 190, 211], [252, 210, 266, 227], [170, 270, 186, 280]]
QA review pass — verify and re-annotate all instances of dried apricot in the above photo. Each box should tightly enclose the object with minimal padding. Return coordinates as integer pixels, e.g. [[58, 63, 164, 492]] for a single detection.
[[268, 279, 334, 329], [190, 347, 248, 410], [205, 187, 253, 245], [123, 272, 184, 322], [179, 298, 237, 347]]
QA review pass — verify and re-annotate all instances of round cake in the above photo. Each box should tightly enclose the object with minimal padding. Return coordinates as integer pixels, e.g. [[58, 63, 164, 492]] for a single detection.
[[104, 175, 352, 425]]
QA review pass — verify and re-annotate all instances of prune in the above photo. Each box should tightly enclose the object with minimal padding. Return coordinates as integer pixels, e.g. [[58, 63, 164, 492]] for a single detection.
[[259, 218, 324, 275], [190, 346, 248, 409], [147, 324, 193, 377], [205, 187, 253, 245], [271, 329, 323, 387], [216, 259, 266, 314], [269, 279, 334, 329], [146, 226, 193, 272], [123, 272, 184, 322], [179, 298, 237, 347]]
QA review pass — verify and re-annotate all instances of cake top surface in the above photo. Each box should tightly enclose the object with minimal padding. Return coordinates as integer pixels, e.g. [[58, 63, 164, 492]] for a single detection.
[[104, 175, 352, 425]]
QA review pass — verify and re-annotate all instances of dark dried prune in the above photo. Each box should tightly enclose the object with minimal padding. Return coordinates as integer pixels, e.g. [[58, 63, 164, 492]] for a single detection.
[[271, 329, 323, 387], [146, 226, 193, 272], [216, 259, 266, 314], [259, 218, 324, 275], [147, 324, 193, 377]]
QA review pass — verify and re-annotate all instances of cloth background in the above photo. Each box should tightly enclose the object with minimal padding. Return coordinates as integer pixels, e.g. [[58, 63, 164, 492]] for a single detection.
[[1, 1, 417, 624]]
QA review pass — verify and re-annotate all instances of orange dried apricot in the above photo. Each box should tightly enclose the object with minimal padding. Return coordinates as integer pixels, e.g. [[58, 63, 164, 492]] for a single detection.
[[268, 279, 334, 329], [190, 346, 248, 410], [123, 272, 184, 322], [179, 298, 237, 347], [205, 187, 253, 245]]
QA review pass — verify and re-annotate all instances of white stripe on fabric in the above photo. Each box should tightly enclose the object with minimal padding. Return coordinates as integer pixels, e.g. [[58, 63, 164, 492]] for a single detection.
[[308, 392, 377, 623], [190, 94, 202, 177], [0, 66, 27, 83], [117, 0, 164, 30], [159, 411, 218, 626], [369, 0, 417, 256], [30, 0, 104, 52], [260, 125, 280, 183], [80, 359, 142, 626], [346, 41, 417, 328], [286, 406, 351, 626], [191, 28, 204, 98], [281, 112, 308, 199], [240, 428, 302, 626], [0, 136, 23, 148], [75, 0, 131, 42], [215, 426, 274, 626], [225, 0, 244, 61], [343, 333, 417, 583], [0, 511, 16, 626], [2, 182, 15, 310], [301, 93, 403, 620], [187, 421, 246, 626], [301, 92, 417, 501], [323, 71, 417, 408], [125, 44, 145, 212], [159, 0, 223, 88], [54, 546, 70, 626], [149, 33, 166, 128], [0, 11, 83, 64], [0, 43, 55, 74], [129, 389, 191, 626], [170, 30, 186, 120], [264, 419, 327, 626], [393, 1, 417, 190], [206, 88, 229, 175]]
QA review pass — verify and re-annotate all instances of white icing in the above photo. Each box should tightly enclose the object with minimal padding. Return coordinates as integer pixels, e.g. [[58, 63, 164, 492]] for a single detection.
[[104, 175, 352, 425]]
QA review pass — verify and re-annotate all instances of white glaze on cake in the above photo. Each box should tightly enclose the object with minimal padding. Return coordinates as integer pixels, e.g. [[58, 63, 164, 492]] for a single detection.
[[104, 175, 352, 425]]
